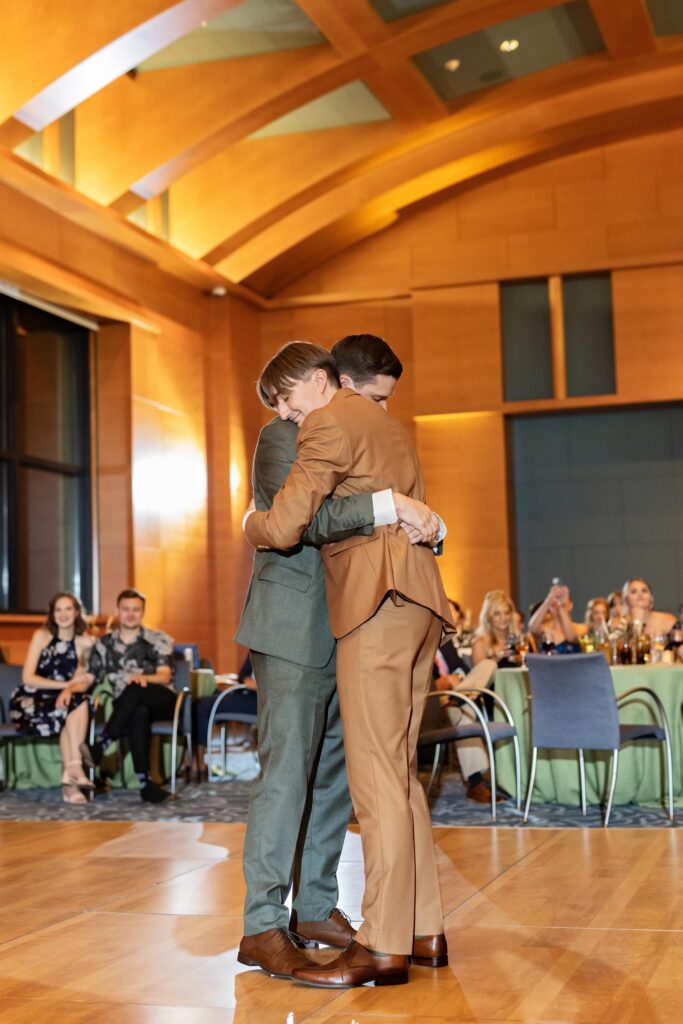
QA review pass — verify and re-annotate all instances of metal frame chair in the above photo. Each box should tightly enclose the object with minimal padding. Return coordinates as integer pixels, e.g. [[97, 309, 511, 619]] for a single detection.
[[206, 685, 258, 780], [523, 653, 674, 827], [418, 686, 521, 821]]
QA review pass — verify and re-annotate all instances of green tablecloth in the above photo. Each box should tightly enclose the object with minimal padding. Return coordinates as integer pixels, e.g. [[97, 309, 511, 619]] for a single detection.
[[494, 665, 683, 806]]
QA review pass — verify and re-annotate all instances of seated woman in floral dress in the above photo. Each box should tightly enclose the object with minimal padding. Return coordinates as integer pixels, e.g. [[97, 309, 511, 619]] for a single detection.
[[11, 591, 95, 804]]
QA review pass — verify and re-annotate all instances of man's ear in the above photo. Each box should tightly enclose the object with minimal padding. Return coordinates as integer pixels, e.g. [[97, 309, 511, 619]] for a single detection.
[[339, 373, 354, 389]]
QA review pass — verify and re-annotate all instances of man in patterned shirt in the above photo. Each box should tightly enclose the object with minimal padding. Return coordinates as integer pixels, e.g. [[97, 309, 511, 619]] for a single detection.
[[81, 588, 175, 803]]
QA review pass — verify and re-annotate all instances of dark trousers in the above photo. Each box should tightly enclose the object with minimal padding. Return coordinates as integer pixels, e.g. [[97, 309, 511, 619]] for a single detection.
[[106, 683, 176, 773]]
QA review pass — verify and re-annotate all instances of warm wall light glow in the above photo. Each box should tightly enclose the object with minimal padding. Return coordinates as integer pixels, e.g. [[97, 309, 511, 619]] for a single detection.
[[133, 445, 207, 516], [229, 460, 242, 496], [414, 411, 499, 423]]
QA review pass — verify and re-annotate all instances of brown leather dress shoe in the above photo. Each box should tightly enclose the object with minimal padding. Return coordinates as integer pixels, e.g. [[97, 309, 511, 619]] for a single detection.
[[467, 780, 507, 804], [292, 939, 408, 988], [410, 933, 449, 968], [289, 908, 356, 949], [237, 928, 315, 979]]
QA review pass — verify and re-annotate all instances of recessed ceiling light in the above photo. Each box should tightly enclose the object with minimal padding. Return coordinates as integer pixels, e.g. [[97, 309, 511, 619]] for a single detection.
[[444, 58, 461, 72], [499, 39, 519, 52]]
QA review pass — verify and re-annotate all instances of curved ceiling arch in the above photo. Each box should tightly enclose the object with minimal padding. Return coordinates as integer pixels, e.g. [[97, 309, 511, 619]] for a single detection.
[[205, 54, 683, 286], [0, 0, 680, 300]]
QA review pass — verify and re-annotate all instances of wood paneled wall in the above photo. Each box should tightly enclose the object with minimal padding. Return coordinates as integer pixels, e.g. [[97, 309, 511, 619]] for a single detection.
[[259, 130, 683, 619], [2, 128, 683, 666]]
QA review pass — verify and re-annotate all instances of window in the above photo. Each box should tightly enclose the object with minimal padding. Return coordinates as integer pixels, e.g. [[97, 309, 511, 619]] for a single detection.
[[500, 280, 553, 401], [0, 295, 92, 612], [501, 273, 615, 401], [563, 273, 615, 397]]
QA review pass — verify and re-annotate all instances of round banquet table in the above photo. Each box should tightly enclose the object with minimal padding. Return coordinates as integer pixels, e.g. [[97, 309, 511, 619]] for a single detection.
[[493, 664, 683, 807]]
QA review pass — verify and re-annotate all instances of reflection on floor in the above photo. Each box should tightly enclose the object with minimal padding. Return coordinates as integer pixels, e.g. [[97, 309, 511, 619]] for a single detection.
[[0, 820, 680, 1022]]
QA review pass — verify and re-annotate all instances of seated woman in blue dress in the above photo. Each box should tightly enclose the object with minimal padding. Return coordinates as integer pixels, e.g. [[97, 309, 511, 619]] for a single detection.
[[11, 591, 95, 804]]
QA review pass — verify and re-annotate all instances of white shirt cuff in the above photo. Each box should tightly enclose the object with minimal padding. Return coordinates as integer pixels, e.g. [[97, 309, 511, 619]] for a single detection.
[[372, 489, 398, 526], [242, 508, 256, 532]]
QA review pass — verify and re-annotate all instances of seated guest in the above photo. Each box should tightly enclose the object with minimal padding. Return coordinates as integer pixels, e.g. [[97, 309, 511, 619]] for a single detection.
[[527, 582, 581, 653], [472, 590, 524, 668], [194, 655, 257, 779], [11, 591, 95, 804], [433, 645, 504, 804], [607, 590, 628, 633], [575, 596, 610, 639], [622, 577, 676, 636], [81, 588, 175, 803]]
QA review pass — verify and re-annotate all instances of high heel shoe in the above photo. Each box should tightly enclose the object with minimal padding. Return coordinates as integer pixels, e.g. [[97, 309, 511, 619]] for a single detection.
[[62, 784, 87, 805]]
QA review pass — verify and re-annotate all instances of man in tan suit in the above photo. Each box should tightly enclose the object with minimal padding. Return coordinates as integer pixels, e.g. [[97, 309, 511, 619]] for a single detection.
[[244, 337, 454, 988]]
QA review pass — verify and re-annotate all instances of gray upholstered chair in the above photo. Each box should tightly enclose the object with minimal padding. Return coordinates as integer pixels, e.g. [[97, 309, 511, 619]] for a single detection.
[[523, 653, 674, 826], [417, 686, 521, 821]]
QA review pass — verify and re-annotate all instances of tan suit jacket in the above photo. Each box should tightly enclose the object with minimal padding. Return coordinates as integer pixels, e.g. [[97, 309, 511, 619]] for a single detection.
[[244, 388, 453, 639]]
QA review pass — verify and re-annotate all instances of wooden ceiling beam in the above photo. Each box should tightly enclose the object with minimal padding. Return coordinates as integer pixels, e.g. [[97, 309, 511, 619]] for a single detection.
[[245, 90, 683, 296], [107, 0, 555, 204], [212, 57, 683, 284], [0, 0, 173, 124], [586, 0, 658, 60], [0, 144, 260, 301], [1, 0, 241, 132], [76, 46, 341, 206], [292, 2, 449, 126], [295, 0, 389, 57]]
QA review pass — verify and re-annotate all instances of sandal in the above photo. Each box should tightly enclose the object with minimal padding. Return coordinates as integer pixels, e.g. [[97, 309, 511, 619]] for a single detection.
[[62, 784, 87, 805], [62, 759, 95, 789]]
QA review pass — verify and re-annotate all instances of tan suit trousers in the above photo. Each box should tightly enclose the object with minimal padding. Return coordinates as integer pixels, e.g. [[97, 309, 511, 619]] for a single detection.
[[336, 596, 444, 955]]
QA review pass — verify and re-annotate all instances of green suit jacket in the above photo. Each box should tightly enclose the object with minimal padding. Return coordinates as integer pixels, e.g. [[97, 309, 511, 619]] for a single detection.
[[235, 417, 374, 667]]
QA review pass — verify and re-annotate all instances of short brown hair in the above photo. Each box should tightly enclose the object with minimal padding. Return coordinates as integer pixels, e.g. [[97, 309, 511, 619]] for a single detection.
[[117, 588, 146, 607], [45, 591, 88, 636], [257, 341, 339, 409]]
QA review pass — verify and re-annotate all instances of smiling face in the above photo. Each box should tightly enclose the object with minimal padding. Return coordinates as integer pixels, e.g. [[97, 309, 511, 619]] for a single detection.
[[490, 601, 513, 636], [274, 369, 333, 425], [341, 372, 398, 410], [53, 596, 77, 631]]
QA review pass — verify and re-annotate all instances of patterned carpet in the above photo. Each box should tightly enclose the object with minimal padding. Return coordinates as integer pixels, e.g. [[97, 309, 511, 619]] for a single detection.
[[0, 758, 679, 827]]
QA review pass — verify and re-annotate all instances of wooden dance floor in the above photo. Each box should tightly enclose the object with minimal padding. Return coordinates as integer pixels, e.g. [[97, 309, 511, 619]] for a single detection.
[[0, 820, 680, 1022]]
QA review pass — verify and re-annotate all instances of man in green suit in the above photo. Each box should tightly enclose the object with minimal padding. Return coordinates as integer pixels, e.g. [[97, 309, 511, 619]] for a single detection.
[[236, 346, 438, 980]]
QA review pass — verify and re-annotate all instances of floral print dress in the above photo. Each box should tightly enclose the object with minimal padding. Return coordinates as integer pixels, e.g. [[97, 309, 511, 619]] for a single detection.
[[10, 636, 90, 737]]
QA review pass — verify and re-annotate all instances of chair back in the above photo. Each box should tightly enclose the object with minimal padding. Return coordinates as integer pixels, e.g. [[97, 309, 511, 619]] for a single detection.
[[525, 653, 620, 750], [173, 658, 191, 692], [0, 664, 22, 722]]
